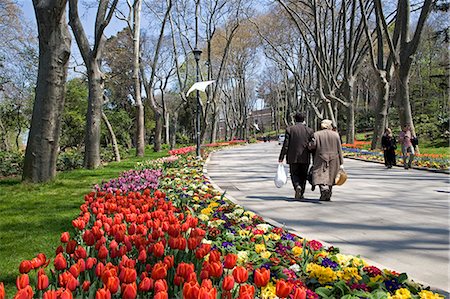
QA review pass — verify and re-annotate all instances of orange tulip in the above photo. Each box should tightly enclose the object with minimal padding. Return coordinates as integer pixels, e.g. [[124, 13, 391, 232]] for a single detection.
[[232, 266, 248, 283], [106, 276, 120, 294], [154, 291, 168, 299], [152, 241, 165, 257], [122, 283, 137, 299], [95, 288, 111, 299], [276, 280, 293, 298], [292, 287, 307, 299], [183, 280, 200, 299], [209, 261, 223, 278], [151, 262, 168, 280], [209, 250, 221, 262], [59, 289, 73, 299], [238, 284, 255, 298], [253, 268, 270, 287], [198, 286, 217, 299]]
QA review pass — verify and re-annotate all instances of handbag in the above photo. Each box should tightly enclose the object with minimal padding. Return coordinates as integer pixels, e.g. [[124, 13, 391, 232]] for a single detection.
[[274, 163, 287, 188], [335, 168, 348, 186]]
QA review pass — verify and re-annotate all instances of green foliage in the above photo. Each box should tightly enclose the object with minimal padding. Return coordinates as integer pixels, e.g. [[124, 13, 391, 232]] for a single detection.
[[56, 149, 84, 171], [101, 108, 133, 149], [176, 132, 191, 145], [60, 78, 88, 150], [0, 151, 24, 177]]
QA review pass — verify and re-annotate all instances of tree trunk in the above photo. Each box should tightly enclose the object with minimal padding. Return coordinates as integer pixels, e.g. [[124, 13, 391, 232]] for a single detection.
[[23, 1, 71, 183], [165, 111, 170, 145], [371, 71, 390, 149], [396, 65, 414, 131], [101, 111, 120, 162], [344, 77, 355, 143], [133, 0, 145, 157], [153, 111, 162, 152], [84, 62, 104, 169], [210, 103, 219, 143], [169, 111, 178, 149]]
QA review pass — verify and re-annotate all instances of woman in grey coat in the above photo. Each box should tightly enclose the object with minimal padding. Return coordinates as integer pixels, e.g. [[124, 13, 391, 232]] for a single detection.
[[309, 119, 344, 201]]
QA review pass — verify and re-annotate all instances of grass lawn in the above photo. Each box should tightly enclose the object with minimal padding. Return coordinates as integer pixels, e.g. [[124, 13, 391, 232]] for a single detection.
[[0, 150, 167, 294]]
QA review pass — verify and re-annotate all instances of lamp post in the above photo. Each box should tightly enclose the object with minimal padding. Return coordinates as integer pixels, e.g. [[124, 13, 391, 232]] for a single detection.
[[193, 48, 202, 158]]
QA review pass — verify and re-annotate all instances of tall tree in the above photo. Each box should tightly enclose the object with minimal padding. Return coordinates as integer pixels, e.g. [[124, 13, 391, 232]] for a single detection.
[[23, 0, 71, 182], [68, 0, 119, 169]]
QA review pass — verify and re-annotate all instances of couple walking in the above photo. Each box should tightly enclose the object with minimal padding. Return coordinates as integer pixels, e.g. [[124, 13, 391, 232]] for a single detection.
[[278, 113, 343, 201]]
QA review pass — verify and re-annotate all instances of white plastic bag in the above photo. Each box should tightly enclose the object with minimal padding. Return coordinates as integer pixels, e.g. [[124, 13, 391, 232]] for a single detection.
[[274, 163, 287, 188]]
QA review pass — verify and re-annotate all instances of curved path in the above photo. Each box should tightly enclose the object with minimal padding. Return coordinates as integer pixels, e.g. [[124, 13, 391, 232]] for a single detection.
[[206, 142, 449, 294]]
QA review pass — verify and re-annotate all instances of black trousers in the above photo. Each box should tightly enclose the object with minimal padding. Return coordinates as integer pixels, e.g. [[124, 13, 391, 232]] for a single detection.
[[289, 163, 309, 191]]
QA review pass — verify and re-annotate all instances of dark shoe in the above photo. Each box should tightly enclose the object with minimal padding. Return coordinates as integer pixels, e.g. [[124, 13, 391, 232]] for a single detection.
[[295, 186, 303, 199], [320, 190, 331, 201]]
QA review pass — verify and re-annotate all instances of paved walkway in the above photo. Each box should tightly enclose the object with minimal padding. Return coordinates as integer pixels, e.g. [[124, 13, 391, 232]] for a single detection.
[[206, 142, 450, 294]]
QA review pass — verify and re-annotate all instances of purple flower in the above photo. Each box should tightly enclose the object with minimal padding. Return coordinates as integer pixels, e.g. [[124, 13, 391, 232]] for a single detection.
[[321, 258, 338, 269]]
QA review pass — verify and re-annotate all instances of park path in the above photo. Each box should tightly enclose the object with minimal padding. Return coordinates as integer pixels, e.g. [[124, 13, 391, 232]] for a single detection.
[[205, 142, 449, 294]]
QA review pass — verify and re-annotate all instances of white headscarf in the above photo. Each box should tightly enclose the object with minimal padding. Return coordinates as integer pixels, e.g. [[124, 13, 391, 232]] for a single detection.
[[321, 119, 333, 130]]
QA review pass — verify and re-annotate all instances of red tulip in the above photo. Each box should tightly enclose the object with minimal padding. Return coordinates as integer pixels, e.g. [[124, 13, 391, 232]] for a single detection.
[[42, 290, 58, 299], [16, 274, 29, 290], [82, 281, 91, 292], [37, 271, 49, 290], [198, 286, 217, 299], [65, 240, 77, 254], [183, 280, 200, 299], [138, 277, 153, 292], [152, 242, 165, 257], [83, 230, 96, 246], [66, 275, 79, 292], [59, 288, 73, 299], [154, 291, 168, 299], [276, 280, 293, 298], [209, 250, 221, 262], [98, 245, 108, 260], [151, 262, 167, 280], [119, 267, 137, 284], [239, 284, 255, 298], [13, 285, 33, 299], [95, 262, 105, 277], [19, 261, 32, 274], [137, 250, 146, 263], [74, 246, 87, 260], [0, 283, 5, 299], [232, 266, 248, 283], [106, 276, 120, 294], [60, 232, 70, 243], [69, 264, 81, 278], [122, 283, 137, 299], [292, 287, 307, 299], [86, 257, 97, 270], [177, 237, 187, 250], [163, 255, 174, 269], [154, 279, 168, 293], [222, 275, 234, 291], [223, 253, 238, 269], [95, 288, 111, 299], [209, 261, 223, 278], [254, 268, 270, 287], [54, 253, 67, 271]]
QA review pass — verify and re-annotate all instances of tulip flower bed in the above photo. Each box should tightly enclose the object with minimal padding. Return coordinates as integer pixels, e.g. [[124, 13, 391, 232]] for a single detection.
[[0, 145, 445, 299], [342, 147, 449, 171]]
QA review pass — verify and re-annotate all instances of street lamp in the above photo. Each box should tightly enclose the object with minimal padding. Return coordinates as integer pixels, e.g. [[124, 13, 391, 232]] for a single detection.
[[193, 48, 202, 158]]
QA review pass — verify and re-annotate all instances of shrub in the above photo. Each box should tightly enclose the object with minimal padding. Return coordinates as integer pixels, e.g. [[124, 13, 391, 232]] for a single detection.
[[0, 151, 24, 177]]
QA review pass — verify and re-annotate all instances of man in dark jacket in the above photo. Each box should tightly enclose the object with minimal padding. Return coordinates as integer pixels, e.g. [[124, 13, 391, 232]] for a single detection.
[[278, 113, 314, 199]]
